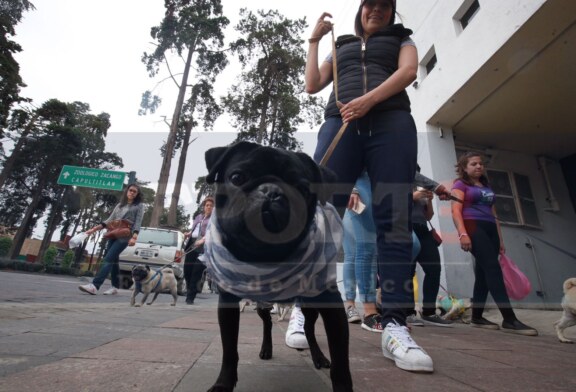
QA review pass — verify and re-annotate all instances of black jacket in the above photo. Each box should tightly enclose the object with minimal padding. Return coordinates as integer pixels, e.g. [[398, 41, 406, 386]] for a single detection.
[[324, 24, 413, 119]]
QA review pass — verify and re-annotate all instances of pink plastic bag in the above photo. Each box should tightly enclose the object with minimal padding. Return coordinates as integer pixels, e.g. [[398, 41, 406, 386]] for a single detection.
[[499, 252, 531, 300]]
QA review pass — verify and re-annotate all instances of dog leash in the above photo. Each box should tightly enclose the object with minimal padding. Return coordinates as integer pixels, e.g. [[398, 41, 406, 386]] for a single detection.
[[319, 27, 350, 167]]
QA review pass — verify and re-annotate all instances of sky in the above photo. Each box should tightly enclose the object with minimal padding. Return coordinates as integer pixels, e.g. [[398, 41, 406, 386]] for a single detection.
[[13, 0, 360, 215]]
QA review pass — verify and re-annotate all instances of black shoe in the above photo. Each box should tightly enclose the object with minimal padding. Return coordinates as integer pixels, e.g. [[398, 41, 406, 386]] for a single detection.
[[420, 313, 454, 328], [186, 299, 194, 305], [471, 317, 500, 330], [501, 319, 538, 336]]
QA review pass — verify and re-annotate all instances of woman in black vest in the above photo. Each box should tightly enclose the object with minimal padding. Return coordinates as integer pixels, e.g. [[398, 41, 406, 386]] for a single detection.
[[306, 0, 433, 373]]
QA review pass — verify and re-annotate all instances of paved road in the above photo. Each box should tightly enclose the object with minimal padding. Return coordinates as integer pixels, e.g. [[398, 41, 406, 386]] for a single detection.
[[1, 270, 576, 391]]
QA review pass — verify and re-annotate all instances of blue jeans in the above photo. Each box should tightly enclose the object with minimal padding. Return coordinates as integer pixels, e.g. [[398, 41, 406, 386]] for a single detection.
[[313, 110, 417, 325], [343, 173, 377, 304], [93, 237, 129, 289]]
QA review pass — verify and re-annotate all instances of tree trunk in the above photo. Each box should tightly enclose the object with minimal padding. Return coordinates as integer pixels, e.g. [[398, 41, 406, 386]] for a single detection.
[[0, 113, 39, 190], [167, 120, 195, 226], [37, 187, 67, 262], [8, 177, 46, 259], [149, 45, 196, 227]]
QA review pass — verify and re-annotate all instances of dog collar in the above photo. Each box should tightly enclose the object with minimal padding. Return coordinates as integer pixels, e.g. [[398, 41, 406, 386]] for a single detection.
[[200, 203, 342, 302]]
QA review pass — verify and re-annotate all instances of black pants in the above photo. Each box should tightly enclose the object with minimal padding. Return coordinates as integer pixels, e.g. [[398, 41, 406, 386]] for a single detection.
[[410, 223, 442, 316], [183, 243, 206, 303], [464, 219, 515, 322]]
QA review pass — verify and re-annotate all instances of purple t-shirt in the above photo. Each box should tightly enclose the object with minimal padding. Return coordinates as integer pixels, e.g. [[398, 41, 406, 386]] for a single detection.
[[452, 180, 496, 223]]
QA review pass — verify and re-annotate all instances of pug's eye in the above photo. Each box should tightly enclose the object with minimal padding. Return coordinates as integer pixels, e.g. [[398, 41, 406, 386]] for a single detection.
[[229, 172, 247, 186]]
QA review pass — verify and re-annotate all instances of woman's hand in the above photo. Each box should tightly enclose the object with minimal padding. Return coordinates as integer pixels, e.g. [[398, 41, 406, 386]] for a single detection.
[[460, 235, 472, 252], [499, 242, 506, 254], [194, 237, 206, 248], [347, 193, 361, 210], [413, 189, 433, 201], [338, 96, 374, 122], [310, 13, 333, 42]]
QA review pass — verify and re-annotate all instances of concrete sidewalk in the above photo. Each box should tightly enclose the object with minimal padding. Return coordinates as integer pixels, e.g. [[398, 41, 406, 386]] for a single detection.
[[1, 279, 575, 392]]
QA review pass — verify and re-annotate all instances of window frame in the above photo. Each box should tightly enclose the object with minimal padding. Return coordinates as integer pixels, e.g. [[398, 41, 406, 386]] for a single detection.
[[487, 169, 541, 229]]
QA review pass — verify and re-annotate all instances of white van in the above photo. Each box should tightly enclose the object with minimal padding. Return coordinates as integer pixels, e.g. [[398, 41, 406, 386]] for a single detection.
[[118, 227, 185, 292]]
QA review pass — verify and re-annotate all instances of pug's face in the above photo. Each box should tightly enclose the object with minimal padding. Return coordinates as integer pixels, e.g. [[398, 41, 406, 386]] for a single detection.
[[205, 142, 336, 262], [131, 265, 150, 282]]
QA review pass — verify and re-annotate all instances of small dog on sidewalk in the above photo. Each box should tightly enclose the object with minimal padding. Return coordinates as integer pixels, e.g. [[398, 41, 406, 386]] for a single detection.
[[554, 277, 576, 343], [130, 265, 178, 307], [201, 141, 352, 392]]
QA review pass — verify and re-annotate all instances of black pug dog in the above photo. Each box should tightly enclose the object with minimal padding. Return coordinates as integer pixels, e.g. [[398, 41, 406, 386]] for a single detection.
[[202, 141, 353, 392]]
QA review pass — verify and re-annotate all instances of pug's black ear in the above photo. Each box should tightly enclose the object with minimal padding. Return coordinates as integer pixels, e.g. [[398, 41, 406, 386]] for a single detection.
[[146, 265, 150, 271], [205, 141, 259, 184], [296, 152, 338, 205]]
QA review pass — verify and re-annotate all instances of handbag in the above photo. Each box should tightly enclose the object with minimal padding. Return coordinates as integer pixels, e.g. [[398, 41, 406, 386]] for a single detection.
[[499, 252, 532, 300], [427, 220, 442, 246], [103, 219, 132, 240]]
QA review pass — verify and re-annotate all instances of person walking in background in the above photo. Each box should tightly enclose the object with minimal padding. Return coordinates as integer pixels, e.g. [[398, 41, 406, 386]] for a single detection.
[[451, 152, 537, 336], [183, 196, 214, 305], [79, 184, 144, 295], [409, 165, 453, 327], [342, 172, 381, 332]]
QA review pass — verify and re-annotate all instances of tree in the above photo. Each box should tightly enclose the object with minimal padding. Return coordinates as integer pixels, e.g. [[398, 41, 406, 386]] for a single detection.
[[166, 78, 222, 226], [0, 0, 35, 134], [223, 9, 325, 150], [141, 0, 229, 227], [1, 100, 123, 260]]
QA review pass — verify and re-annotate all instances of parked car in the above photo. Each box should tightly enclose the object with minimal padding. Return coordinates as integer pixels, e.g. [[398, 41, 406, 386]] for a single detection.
[[117, 227, 186, 294]]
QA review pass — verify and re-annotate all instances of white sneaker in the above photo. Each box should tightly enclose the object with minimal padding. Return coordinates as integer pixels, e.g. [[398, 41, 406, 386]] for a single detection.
[[79, 283, 97, 295], [102, 287, 118, 295], [382, 321, 433, 372], [285, 306, 309, 349]]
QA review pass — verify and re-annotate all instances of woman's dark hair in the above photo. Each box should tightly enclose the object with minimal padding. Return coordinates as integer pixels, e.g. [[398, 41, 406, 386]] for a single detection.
[[354, 0, 396, 36], [120, 184, 142, 206], [455, 152, 489, 187]]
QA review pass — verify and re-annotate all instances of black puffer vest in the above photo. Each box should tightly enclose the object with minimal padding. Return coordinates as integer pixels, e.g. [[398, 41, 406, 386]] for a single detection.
[[324, 24, 413, 119]]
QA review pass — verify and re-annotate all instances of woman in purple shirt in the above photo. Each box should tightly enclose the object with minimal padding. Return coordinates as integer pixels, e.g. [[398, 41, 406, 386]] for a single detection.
[[451, 152, 537, 336]]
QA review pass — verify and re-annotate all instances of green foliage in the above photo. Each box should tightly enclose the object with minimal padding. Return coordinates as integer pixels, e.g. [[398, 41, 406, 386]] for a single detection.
[[43, 246, 57, 267], [0, 237, 13, 257], [0, 0, 36, 129], [62, 249, 74, 268], [223, 9, 325, 150], [141, 204, 190, 231]]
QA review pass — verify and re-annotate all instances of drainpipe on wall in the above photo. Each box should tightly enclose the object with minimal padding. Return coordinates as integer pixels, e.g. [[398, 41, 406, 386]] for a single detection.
[[537, 156, 560, 212], [524, 237, 548, 309]]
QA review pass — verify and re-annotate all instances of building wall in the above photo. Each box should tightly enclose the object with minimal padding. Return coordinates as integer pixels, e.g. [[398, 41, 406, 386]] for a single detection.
[[399, 0, 576, 307]]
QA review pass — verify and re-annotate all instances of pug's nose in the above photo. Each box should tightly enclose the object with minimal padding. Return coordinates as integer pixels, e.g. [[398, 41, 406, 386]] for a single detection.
[[259, 184, 285, 202]]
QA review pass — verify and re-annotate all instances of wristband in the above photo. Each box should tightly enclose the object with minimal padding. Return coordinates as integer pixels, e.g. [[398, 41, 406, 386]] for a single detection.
[[308, 36, 322, 43], [459, 233, 468, 239]]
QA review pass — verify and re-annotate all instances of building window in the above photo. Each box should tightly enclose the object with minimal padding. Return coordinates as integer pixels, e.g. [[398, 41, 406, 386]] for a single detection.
[[487, 169, 540, 227], [420, 46, 437, 77], [454, 0, 480, 32], [425, 54, 437, 74]]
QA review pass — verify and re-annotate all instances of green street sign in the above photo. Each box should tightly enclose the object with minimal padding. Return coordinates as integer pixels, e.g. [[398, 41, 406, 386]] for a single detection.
[[57, 165, 126, 191]]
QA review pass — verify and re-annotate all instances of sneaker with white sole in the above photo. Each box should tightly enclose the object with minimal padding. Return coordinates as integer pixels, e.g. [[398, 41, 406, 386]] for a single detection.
[[420, 313, 454, 328], [79, 283, 97, 295], [102, 287, 118, 295], [285, 306, 309, 349], [406, 314, 424, 327], [382, 321, 434, 372], [362, 314, 384, 333], [346, 306, 362, 324]]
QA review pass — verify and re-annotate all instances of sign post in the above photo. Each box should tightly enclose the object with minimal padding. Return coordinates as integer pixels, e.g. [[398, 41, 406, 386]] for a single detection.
[[57, 165, 126, 191]]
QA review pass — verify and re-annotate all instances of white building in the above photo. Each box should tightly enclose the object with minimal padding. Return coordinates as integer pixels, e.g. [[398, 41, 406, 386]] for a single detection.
[[397, 0, 576, 307]]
